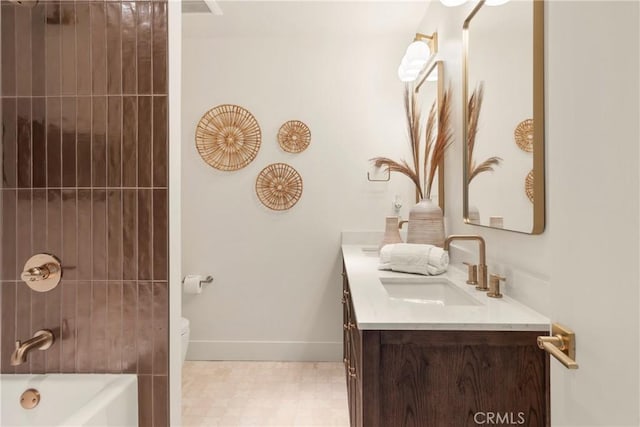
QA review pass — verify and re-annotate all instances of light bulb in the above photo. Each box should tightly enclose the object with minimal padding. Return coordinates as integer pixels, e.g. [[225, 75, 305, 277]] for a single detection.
[[439, 0, 467, 7], [407, 59, 428, 71], [405, 41, 431, 64], [401, 55, 426, 74], [397, 65, 420, 82]]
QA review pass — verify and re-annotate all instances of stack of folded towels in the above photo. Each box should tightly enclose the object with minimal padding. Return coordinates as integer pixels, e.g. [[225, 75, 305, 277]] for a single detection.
[[379, 243, 449, 276]]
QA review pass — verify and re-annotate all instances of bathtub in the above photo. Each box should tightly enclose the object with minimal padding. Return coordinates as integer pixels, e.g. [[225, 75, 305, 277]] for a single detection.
[[0, 374, 138, 427]]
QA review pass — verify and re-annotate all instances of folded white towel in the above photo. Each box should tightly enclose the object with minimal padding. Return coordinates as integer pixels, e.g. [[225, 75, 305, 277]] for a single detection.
[[428, 247, 449, 270], [379, 243, 449, 276]]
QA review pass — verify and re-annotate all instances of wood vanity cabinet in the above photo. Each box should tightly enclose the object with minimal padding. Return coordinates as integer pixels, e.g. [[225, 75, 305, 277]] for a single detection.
[[341, 265, 550, 427]]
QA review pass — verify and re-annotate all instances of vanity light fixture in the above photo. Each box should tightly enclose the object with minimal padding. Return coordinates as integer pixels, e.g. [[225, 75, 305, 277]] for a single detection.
[[440, 0, 511, 7], [397, 33, 436, 83], [405, 40, 430, 68], [439, 0, 468, 7], [397, 65, 421, 82], [397, 56, 418, 81]]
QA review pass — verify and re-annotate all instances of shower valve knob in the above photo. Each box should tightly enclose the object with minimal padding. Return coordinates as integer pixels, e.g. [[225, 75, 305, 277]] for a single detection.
[[20, 254, 62, 292]]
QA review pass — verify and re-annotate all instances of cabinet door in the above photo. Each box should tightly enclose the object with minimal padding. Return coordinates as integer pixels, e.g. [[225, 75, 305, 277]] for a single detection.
[[344, 306, 352, 418], [378, 330, 548, 427], [342, 265, 349, 365], [348, 336, 360, 427], [342, 265, 354, 425]]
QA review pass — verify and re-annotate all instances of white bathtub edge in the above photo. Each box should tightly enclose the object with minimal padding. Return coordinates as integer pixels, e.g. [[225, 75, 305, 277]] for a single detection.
[[57, 375, 138, 427]]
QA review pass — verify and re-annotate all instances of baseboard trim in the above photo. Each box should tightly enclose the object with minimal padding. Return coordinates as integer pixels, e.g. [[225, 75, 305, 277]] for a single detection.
[[186, 340, 343, 362]]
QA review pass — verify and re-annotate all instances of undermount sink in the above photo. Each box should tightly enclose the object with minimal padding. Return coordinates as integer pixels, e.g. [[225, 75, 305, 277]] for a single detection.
[[380, 277, 481, 306], [361, 247, 379, 257]]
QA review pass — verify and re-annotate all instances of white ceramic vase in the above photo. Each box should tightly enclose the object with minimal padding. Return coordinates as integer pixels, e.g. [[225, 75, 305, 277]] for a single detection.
[[406, 198, 445, 247]]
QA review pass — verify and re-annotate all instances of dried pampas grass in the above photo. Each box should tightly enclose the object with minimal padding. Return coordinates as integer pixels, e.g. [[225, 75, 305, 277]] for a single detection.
[[372, 84, 453, 200], [467, 82, 502, 183], [425, 87, 453, 199], [371, 157, 422, 198]]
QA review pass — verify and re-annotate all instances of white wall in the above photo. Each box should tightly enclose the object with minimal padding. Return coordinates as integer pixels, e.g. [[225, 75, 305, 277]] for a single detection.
[[418, 1, 639, 425], [547, 2, 638, 425], [168, 1, 182, 425], [181, 23, 417, 360]]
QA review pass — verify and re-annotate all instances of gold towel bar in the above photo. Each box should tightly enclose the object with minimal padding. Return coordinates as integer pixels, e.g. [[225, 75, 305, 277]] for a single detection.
[[537, 323, 578, 370]]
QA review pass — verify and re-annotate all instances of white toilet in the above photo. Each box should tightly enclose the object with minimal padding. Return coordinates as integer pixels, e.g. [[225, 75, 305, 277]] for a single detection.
[[181, 317, 190, 363]]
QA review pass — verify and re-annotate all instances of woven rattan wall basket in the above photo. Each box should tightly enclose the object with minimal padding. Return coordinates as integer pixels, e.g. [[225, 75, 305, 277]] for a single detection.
[[195, 104, 262, 171], [525, 169, 534, 203], [255, 163, 303, 211], [278, 120, 311, 153], [514, 119, 534, 152]]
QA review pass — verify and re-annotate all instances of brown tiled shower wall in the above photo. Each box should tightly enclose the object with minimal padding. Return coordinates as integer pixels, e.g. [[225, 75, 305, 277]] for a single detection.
[[0, 1, 169, 425]]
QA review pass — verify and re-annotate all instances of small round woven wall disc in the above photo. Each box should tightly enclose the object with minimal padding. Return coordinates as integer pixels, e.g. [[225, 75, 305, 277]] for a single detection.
[[256, 163, 303, 211], [514, 118, 534, 152], [525, 169, 534, 203], [278, 120, 311, 153], [195, 104, 261, 171]]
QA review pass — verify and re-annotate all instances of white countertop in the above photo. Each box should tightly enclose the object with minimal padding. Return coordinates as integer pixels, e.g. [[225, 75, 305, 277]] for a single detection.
[[342, 244, 550, 332]]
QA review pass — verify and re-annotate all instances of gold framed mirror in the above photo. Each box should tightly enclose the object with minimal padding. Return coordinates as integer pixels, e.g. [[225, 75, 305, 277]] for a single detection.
[[462, 0, 544, 234]]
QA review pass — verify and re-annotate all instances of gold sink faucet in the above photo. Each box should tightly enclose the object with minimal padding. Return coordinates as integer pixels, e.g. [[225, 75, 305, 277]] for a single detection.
[[10, 330, 55, 366], [444, 235, 488, 291]]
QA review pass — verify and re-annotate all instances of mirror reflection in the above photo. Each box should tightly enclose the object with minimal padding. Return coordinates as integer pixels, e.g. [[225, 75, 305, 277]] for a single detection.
[[463, 0, 544, 233], [416, 60, 445, 211]]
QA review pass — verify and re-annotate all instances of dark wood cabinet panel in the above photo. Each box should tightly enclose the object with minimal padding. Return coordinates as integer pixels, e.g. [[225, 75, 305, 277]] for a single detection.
[[342, 263, 549, 427], [379, 331, 548, 426]]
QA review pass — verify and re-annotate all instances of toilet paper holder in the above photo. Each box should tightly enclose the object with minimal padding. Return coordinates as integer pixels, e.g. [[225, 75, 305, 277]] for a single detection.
[[182, 275, 213, 284]]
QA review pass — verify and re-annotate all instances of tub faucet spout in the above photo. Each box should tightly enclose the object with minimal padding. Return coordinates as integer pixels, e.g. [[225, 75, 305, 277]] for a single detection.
[[10, 330, 54, 366]]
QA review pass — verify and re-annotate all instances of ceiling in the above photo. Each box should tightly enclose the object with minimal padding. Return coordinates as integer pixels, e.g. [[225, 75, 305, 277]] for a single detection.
[[182, 1, 430, 38]]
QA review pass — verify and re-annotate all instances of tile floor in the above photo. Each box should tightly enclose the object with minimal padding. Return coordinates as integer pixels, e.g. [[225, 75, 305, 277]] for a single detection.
[[182, 361, 350, 427]]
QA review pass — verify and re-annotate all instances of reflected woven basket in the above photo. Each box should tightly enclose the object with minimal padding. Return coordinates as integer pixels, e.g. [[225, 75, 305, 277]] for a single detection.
[[525, 170, 534, 203], [256, 163, 303, 211], [195, 104, 261, 171], [514, 119, 534, 152], [278, 120, 311, 153]]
